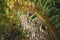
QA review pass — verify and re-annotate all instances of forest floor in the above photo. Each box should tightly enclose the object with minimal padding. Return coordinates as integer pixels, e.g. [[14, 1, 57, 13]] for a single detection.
[[20, 14, 49, 40]]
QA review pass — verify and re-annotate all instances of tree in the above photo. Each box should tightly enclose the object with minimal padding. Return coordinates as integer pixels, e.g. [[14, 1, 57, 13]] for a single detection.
[[0, 0, 25, 40], [33, 0, 60, 39]]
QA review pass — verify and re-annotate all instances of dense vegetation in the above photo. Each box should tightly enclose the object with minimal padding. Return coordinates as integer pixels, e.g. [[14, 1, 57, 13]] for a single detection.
[[0, 0, 26, 40], [33, 0, 60, 39], [0, 0, 60, 40]]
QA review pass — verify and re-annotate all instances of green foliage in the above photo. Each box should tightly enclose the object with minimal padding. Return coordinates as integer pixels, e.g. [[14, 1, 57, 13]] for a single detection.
[[0, 0, 60, 39], [32, 0, 60, 39], [33, 0, 60, 29], [0, 0, 26, 40]]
